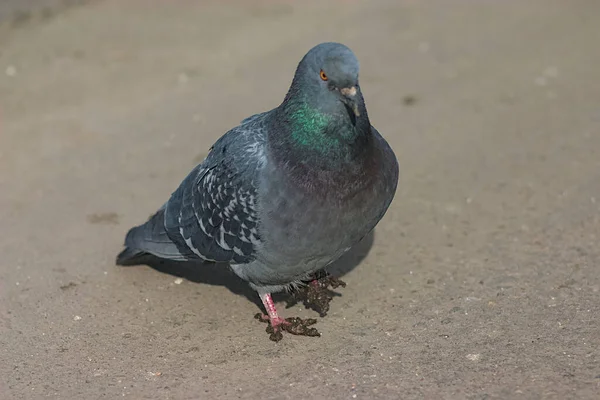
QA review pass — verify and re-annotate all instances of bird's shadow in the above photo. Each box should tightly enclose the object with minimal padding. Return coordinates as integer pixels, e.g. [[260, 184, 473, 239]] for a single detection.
[[127, 230, 375, 311]]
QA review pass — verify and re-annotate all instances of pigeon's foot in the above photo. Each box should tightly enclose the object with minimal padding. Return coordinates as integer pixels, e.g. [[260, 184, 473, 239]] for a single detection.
[[254, 313, 319, 342], [257, 293, 320, 342], [286, 271, 347, 317]]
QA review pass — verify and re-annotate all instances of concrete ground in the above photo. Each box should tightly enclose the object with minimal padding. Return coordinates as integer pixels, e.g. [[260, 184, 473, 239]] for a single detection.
[[1, 0, 599, 398]]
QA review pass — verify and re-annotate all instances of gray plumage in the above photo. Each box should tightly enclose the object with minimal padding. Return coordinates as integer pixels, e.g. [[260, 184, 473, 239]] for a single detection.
[[118, 42, 399, 301]]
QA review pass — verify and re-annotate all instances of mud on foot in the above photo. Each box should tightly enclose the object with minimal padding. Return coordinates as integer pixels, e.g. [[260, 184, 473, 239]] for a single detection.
[[286, 271, 347, 317], [254, 313, 320, 342]]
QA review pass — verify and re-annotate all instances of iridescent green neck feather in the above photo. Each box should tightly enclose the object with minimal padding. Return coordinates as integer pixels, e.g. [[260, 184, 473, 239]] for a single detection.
[[289, 103, 334, 151], [286, 100, 361, 159]]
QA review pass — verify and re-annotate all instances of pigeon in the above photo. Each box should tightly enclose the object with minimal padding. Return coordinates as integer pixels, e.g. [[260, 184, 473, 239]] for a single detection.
[[117, 42, 399, 341]]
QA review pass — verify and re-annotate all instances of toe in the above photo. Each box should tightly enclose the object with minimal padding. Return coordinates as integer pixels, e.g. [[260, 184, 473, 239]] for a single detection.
[[282, 317, 321, 337]]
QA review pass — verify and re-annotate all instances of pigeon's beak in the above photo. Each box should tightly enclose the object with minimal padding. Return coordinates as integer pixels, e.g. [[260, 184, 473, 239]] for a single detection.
[[340, 86, 360, 117]]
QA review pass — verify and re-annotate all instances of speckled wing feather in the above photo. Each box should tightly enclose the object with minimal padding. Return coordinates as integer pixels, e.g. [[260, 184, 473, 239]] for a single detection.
[[163, 123, 266, 265]]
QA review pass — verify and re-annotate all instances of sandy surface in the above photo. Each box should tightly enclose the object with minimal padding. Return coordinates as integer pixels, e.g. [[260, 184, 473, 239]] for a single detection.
[[1, 0, 600, 398]]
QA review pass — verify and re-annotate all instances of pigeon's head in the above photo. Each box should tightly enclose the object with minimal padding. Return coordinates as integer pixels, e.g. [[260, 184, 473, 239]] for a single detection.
[[288, 42, 364, 122]]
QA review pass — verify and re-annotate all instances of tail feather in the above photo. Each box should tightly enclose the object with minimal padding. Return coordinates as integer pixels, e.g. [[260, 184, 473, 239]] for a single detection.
[[116, 208, 186, 265], [116, 247, 148, 266]]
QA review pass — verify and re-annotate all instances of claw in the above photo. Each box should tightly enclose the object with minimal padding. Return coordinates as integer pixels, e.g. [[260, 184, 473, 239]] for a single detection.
[[257, 293, 321, 341], [286, 272, 346, 317], [255, 313, 320, 341]]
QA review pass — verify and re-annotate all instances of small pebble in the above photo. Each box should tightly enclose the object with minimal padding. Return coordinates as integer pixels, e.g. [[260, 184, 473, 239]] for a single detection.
[[174, 278, 183, 285], [543, 66, 559, 78], [5, 65, 17, 77], [74, 315, 82, 321], [178, 73, 189, 84]]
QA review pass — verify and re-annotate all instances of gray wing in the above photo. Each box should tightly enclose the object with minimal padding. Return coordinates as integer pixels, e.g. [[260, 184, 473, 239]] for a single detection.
[[163, 126, 266, 264]]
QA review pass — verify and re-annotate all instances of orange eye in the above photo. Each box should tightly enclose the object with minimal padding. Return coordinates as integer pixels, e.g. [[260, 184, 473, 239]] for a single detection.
[[319, 70, 328, 81]]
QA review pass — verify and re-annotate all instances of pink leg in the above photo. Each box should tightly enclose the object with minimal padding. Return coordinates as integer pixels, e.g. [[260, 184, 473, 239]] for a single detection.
[[259, 293, 288, 327], [255, 293, 320, 341]]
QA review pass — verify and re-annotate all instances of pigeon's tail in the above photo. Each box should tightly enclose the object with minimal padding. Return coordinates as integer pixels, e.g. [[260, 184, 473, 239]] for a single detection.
[[115, 247, 147, 266], [116, 208, 186, 266]]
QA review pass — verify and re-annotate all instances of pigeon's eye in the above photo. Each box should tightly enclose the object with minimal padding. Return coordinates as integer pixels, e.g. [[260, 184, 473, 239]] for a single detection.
[[319, 70, 328, 81]]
